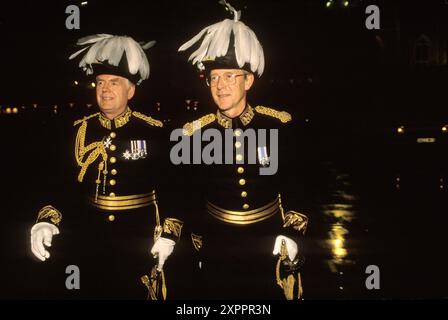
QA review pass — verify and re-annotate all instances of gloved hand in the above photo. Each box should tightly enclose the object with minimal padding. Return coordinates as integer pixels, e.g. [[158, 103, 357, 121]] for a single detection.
[[150, 237, 176, 271], [30, 222, 60, 261], [272, 235, 298, 262]]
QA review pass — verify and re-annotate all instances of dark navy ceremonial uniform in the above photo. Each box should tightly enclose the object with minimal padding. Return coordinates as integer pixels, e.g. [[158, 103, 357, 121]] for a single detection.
[[180, 105, 309, 299], [32, 107, 180, 299]]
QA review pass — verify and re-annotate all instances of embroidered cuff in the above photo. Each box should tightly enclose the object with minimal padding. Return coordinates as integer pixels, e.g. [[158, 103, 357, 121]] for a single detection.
[[161, 218, 184, 242], [283, 211, 308, 235], [36, 205, 62, 226]]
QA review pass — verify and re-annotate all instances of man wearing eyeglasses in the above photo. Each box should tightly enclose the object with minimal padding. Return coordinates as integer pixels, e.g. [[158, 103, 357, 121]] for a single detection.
[[206, 70, 253, 119], [151, 2, 310, 300]]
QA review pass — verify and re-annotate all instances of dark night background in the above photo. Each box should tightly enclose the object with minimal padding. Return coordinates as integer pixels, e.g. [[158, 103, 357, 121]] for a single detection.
[[1, 0, 448, 299]]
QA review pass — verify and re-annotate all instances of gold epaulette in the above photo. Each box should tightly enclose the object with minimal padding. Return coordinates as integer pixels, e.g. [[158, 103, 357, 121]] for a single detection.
[[73, 113, 100, 127], [182, 114, 216, 136], [255, 106, 292, 123], [132, 111, 163, 127]]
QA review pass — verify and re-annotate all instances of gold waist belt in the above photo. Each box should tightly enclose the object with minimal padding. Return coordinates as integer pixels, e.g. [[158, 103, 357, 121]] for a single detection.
[[206, 197, 280, 225], [91, 191, 156, 211]]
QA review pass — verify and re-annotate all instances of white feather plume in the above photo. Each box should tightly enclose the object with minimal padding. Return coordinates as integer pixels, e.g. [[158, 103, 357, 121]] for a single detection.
[[142, 40, 156, 50], [69, 34, 153, 82], [178, 18, 265, 76], [76, 34, 113, 46]]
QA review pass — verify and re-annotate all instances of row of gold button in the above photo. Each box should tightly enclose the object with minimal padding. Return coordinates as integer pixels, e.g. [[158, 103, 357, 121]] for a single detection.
[[108, 131, 117, 221], [235, 130, 249, 210]]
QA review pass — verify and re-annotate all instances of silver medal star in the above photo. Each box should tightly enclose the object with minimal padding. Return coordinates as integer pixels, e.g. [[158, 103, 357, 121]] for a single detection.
[[123, 150, 131, 160], [103, 137, 112, 148]]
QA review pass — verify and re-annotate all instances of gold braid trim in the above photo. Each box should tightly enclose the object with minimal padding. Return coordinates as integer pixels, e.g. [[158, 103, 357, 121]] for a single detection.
[[191, 233, 203, 251], [114, 108, 132, 128], [141, 266, 167, 300], [96, 108, 132, 129], [283, 211, 308, 235], [36, 205, 62, 226], [162, 218, 184, 240], [74, 120, 108, 183], [73, 113, 100, 127], [182, 114, 216, 136], [153, 200, 163, 242], [275, 240, 303, 300], [216, 110, 231, 129], [255, 106, 292, 123], [278, 194, 308, 235], [240, 105, 255, 126], [132, 111, 163, 127]]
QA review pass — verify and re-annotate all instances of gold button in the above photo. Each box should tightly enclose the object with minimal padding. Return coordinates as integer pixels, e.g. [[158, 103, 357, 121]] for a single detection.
[[236, 154, 243, 161], [235, 141, 241, 148], [110, 145, 116, 151], [239, 178, 246, 186], [234, 129, 242, 137], [237, 167, 244, 174], [110, 132, 116, 138], [111, 169, 117, 175], [109, 179, 116, 186], [243, 204, 249, 210], [241, 191, 248, 198], [108, 215, 115, 222], [110, 157, 116, 164], [109, 192, 116, 197]]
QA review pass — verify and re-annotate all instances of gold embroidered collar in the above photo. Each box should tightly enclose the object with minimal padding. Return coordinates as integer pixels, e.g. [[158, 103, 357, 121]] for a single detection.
[[98, 107, 132, 129], [216, 105, 254, 129]]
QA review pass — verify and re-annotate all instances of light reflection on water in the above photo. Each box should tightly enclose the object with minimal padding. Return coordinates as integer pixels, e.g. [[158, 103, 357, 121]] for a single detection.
[[328, 223, 349, 262], [321, 172, 357, 273]]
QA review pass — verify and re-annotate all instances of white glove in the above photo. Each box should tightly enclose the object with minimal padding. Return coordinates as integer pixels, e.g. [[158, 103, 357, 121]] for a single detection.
[[272, 235, 298, 262], [30, 222, 59, 261], [150, 237, 176, 271]]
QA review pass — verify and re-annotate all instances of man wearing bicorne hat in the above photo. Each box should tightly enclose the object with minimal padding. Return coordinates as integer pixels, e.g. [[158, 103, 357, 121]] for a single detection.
[[29, 34, 183, 299], [154, 1, 311, 299]]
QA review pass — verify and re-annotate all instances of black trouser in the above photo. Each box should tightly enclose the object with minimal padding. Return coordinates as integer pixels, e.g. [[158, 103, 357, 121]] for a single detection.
[[68, 207, 157, 299], [197, 230, 284, 300]]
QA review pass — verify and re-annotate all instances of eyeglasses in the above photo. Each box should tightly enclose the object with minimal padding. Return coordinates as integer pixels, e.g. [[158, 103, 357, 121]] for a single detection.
[[206, 72, 247, 87]]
